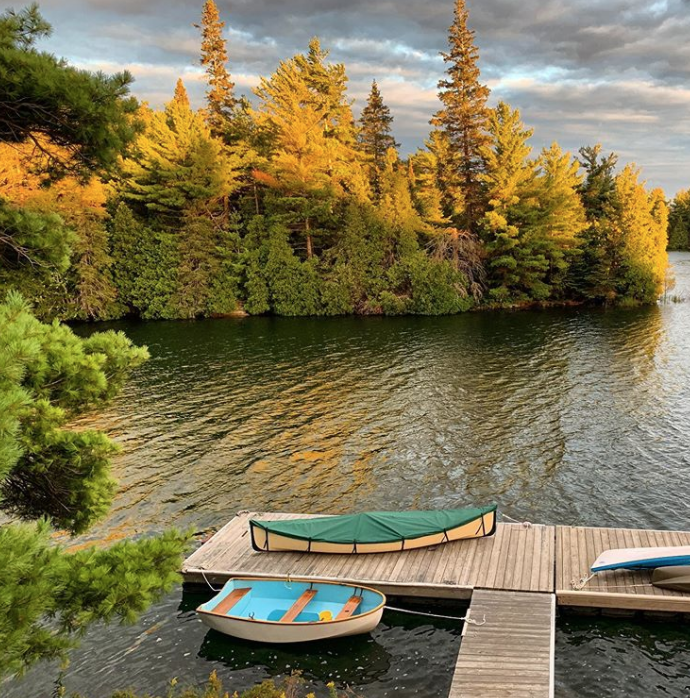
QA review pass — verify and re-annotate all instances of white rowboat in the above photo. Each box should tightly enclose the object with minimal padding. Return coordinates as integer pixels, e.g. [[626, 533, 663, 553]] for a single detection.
[[197, 577, 386, 643]]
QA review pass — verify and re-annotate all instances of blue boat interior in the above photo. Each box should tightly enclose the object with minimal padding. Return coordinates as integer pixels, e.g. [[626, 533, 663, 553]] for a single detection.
[[198, 579, 384, 623]]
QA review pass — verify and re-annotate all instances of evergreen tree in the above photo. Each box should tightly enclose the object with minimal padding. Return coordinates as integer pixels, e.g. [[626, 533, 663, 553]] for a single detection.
[[0, 5, 138, 177], [479, 102, 545, 300], [172, 212, 240, 318], [0, 293, 189, 677], [196, 0, 237, 137], [431, 0, 491, 229], [578, 144, 618, 220], [173, 76, 190, 108], [253, 38, 368, 258], [668, 190, 690, 250], [569, 144, 620, 300], [572, 161, 668, 304], [411, 138, 485, 299], [120, 82, 241, 224], [378, 148, 422, 263], [532, 143, 588, 295], [613, 166, 668, 302], [109, 202, 146, 314], [0, 198, 73, 309], [358, 80, 399, 198]]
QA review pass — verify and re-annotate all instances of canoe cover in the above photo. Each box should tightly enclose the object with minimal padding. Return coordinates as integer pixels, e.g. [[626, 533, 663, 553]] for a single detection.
[[250, 506, 497, 547]]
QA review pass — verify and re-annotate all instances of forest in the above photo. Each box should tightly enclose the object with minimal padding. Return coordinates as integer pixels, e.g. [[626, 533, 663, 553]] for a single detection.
[[1, 0, 683, 323]]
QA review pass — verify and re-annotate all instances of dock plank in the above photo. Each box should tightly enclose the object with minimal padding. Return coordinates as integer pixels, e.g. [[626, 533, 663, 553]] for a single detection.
[[449, 590, 555, 698]]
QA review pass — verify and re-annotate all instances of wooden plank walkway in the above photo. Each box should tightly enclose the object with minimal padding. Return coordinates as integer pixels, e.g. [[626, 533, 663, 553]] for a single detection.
[[183, 512, 555, 598], [449, 590, 555, 698], [557, 525, 690, 612]]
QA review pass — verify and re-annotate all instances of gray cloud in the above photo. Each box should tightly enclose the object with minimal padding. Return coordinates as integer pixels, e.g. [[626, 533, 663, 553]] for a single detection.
[[23, 0, 690, 194]]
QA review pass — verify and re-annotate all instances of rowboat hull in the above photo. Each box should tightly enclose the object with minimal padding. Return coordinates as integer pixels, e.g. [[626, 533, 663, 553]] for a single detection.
[[250, 507, 496, 554], [197, 577, 386, 643], [200, 604, 384, 642], [591, 546, 690, 573], [652, 566, 690, 593]]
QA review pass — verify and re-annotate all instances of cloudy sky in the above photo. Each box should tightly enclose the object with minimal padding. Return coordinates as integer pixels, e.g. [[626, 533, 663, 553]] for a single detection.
[[27, 0, 690, 195]]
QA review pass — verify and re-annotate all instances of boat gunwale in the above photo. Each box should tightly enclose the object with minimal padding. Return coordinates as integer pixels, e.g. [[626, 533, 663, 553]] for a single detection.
[[249, 507, 497, 547], [196, 576, 387, 626]]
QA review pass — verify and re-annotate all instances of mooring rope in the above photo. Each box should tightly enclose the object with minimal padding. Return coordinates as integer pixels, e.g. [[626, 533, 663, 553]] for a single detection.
[[571, 573, 596, 590], [385, 605, 486, 626], [571, 573, 654, 591], [200, 569, 222, 592], [500, 513, 533, 527]]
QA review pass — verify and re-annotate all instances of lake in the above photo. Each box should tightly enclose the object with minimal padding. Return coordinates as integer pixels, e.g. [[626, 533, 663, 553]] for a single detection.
[[6, 252, 690, 697]]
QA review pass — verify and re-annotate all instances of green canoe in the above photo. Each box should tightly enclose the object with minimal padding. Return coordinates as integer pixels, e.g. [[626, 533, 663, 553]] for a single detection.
[[250, 505, 497, 554]]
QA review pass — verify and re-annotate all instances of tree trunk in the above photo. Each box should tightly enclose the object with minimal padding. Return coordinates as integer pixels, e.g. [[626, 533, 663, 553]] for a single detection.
[[306, 217, 313, 259]]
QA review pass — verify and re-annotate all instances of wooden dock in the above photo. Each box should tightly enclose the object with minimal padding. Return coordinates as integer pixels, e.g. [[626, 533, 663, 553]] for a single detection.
[[557, 524, 690, 612], [184, 512, 555, 597], [449, 590, 555, 698], [183, 511, 690, 697]]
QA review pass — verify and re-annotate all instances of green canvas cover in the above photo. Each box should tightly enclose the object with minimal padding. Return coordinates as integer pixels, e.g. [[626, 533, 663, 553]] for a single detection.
[[250, 505, 497, 545]]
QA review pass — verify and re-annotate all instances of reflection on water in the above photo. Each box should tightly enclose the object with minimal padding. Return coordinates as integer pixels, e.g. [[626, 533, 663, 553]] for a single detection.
[[557, 615, 690, 698], [4, 253, 690, 697]]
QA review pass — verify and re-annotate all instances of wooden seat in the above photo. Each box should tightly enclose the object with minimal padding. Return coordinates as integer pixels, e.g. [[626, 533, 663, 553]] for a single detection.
[[211, 587, 251, 615], [280, 589, 318, 622], [335, 595, 363, 620]]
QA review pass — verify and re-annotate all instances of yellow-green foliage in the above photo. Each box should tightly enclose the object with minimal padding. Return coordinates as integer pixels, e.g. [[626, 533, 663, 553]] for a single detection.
[[120, 82, 241, 221], [610, 166, 668, 301]]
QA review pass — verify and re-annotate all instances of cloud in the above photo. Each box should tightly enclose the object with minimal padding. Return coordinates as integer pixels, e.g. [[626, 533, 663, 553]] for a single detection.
[[31, 0, 690, 195]]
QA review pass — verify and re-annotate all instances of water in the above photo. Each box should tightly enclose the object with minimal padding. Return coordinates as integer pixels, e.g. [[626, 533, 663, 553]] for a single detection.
[[5, 252, 690, 697]]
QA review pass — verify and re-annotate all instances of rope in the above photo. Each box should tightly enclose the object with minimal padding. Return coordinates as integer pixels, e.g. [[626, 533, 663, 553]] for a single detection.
[[200, 569, 222, 592], [500, 513, 533, 527], [571, 573, 596, 590], [571, 572, 654, 591], [384, 605, 486, 626]]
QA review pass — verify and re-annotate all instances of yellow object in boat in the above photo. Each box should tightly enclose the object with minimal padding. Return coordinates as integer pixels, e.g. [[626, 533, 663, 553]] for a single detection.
[[319, 610, 333, 622]]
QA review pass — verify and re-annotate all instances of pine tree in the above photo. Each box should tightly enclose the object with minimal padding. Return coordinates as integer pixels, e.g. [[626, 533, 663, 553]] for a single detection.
[[253, 39, 368, 257], [0, 198, 73, 311], [531, 143, 588, 294], [578, 144, 618, 220], [431, 0, 491, 229], [0, 5, 138, 177], [358, 80, 399, 198], [0, 293, 189, 678], [614, 166, 668, 302], [479, 102, 547, 301], [668, 190, 690, 250], [196, 0, 236, 137], [120, 83, 241, 224], [378, 148, 422, 261], [173, 76, 190, 108]]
